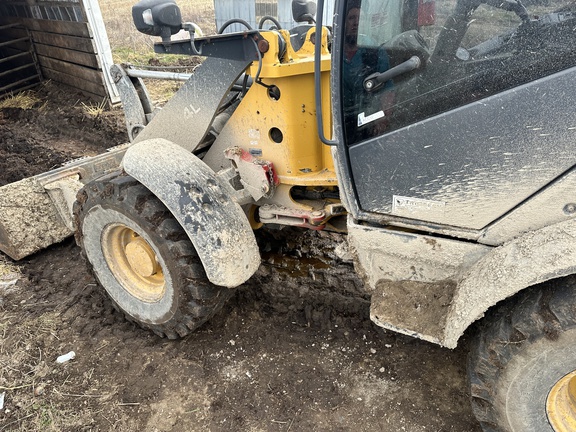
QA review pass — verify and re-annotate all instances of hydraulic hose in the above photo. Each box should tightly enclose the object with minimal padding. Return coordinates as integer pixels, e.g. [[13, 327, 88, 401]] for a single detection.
[[218, 19, 253, 34]]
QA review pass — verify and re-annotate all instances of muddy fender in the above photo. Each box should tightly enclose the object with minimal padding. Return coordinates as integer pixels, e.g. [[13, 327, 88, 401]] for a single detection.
[[445, 218, 576, 348], [122, 138, 260, 288]]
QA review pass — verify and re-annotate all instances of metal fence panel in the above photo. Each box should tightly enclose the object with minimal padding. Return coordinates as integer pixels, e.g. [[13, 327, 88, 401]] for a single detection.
[[214, 0, 256, 33]]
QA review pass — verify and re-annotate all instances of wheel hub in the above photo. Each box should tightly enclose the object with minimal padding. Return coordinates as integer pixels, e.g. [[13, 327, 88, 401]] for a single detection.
[[547, 370, 576, 432], [125, 237, 159, 278], [101, 224, 165, 303]]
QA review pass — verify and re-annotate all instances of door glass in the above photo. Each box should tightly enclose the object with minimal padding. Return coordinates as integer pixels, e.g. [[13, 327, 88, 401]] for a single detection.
[[341, 0, 576, 145]]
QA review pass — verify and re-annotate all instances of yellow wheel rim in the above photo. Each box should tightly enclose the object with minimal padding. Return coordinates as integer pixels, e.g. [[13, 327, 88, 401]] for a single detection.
[[547, 370, 576, 432], [101, 224, 165, 303]]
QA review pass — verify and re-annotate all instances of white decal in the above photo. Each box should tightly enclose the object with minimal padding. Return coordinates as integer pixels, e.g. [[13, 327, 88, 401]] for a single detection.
[[358, 110, 385, 127], [392, 196, 446, 214], [184, 104, 201, 118]]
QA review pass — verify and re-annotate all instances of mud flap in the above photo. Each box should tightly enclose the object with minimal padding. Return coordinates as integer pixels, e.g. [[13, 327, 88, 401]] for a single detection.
[[122, 138, 260, 288], [347, 216, 492, 347]]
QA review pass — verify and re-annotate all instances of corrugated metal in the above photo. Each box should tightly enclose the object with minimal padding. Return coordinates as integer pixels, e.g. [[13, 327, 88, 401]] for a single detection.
[[215, 0, 335, 32], [214, 0, 256, 33]]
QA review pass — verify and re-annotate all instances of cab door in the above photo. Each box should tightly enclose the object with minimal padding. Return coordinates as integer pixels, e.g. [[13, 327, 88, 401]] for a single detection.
[[332, 0, 576, 230]]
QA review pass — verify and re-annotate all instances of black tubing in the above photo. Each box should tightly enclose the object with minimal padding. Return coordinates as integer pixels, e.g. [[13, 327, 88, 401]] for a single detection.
[[218, 18, 253, 34], [258, 15, 282, 30]]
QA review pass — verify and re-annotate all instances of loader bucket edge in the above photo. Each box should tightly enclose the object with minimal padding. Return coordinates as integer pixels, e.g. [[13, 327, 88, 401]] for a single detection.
[[0, 177, 71, 260], [0, 145, 128, 261]]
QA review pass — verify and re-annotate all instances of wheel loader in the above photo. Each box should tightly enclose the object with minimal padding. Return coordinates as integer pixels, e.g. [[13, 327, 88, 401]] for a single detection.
[[1, 0, 576, 429]]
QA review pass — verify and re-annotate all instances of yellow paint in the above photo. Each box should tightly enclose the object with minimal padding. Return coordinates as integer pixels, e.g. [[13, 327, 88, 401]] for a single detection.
[[225, 27, 336, 187], [102, 224, 165, 303], [547, 370, 576, 432]]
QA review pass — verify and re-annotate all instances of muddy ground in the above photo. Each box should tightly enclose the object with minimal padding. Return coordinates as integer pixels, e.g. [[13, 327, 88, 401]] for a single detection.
[[0, 83, 481, 431]]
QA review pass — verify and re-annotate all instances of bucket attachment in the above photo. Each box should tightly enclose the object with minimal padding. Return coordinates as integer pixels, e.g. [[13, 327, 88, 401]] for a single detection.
[[0, 145, 127, 260]]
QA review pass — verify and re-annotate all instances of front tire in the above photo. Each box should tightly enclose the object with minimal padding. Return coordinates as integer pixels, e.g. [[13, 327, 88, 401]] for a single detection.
[[468, 278, 576, 431], [73, 172, 233, 339]]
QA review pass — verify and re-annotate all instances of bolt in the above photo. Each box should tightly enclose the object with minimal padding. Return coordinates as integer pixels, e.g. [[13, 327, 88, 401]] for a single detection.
[[564, 203, 576, 215], [261, 184, 269, 193], [258, 39, 270, 53]]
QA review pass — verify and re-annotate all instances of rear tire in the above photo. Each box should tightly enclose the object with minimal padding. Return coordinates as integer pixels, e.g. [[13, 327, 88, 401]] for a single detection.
[[468, 278, 576, 431], [73, 172, 233, 339]]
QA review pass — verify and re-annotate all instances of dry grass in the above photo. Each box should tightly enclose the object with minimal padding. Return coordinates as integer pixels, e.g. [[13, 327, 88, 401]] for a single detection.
[[0, 311, 76, 432], [81, 99, 108, 118], [100, 0, 216, 65], [0, 90, 42, 110], [99, 0, 216, 103]]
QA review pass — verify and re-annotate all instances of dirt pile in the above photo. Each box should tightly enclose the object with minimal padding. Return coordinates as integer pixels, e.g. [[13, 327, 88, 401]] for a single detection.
[[0, 82, 127, 187]]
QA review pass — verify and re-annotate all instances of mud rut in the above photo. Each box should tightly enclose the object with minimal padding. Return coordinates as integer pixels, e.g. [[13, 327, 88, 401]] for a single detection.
[[0, 83, 481, 431]]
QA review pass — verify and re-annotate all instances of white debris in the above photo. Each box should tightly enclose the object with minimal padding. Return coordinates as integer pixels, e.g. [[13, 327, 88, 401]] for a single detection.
[[334, 242, 353, 262], [0, 392, 5, 410], [56, 351, 76, 364], [0, 271, 19, 292]]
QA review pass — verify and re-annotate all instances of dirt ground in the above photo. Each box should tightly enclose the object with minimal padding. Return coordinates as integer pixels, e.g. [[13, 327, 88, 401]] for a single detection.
[[0, 83, 481, 431]]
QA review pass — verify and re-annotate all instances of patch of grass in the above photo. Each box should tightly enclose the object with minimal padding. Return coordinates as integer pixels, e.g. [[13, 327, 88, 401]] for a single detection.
[[146, 80, 184, 105], [81, 99, 109, 118], [112, 47, 191, 67], [100, 0, 215, 104], [0, 90, 42, 110], [100, 0, 216, 64], [36, 404, 56, 429]]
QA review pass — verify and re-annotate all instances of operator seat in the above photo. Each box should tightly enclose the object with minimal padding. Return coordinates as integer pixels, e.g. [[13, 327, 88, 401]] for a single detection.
[[290, 0, 317, 51]]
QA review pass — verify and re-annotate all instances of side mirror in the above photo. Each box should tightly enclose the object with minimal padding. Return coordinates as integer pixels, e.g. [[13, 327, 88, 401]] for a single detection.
[[132, 0, 182, 42], [292, 0, 317, 24]]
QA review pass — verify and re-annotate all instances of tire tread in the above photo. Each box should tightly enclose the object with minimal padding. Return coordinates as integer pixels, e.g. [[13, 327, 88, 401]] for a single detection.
[[468, 280, 576, 431], [73, 171, 233, 339]]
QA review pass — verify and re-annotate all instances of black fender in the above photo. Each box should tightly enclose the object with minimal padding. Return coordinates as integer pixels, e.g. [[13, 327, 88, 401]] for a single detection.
[[122, 138, 260, 288]]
